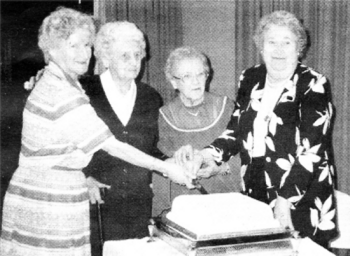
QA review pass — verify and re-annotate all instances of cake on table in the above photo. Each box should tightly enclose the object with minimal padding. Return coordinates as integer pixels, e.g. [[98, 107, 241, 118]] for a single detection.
[[166, 192, 282, 238]]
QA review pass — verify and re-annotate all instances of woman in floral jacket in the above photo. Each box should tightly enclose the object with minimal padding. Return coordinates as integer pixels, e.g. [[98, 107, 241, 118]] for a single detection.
[[176, 11, 338, 248]]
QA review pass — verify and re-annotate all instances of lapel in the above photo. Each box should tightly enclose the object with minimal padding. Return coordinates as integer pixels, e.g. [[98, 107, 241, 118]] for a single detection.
[[92, 78, 144, 131], [91, 78, 125, 131]]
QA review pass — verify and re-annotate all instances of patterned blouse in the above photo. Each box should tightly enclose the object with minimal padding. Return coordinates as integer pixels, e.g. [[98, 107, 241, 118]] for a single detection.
[[206, 63, 338, 245]]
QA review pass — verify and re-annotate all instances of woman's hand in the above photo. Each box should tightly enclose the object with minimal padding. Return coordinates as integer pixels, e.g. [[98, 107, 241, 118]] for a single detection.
[[197, 159, 221, 178], [173, 145, 203, 181], [164, 158, 196, 189], [173, 145, 195, 165], [86, 176, 111, 204], [174, 147, 219, 179], [24, 68, 44, 91], [183, 152, 204, 179], [274, 196, 294, 230]]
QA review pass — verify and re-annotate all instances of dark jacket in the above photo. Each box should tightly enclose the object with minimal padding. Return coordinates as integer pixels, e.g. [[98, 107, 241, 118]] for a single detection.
[[207, 63, 338, 246], [82, 76, 163, 201]]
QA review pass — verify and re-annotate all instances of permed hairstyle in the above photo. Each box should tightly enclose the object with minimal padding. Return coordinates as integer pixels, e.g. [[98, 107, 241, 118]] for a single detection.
[[94, 21, 146, 67], [253, 10, 307, 57], [38, 7, 95, 63], [164, 46, 210, 82]]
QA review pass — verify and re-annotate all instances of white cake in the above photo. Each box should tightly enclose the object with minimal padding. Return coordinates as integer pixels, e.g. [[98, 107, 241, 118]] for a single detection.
[[166, 193, 281, 236]]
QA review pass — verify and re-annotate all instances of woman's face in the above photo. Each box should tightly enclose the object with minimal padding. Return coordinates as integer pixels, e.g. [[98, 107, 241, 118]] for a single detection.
[[108, 40, 143, 82], [50, 28, 92, 80], [171, 58, 207, 106], [261, 24, 299, 82]]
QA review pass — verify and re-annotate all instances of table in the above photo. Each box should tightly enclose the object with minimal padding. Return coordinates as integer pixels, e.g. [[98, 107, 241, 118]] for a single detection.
[[103, 237, 335, 256], [103, 237, 182, 256]]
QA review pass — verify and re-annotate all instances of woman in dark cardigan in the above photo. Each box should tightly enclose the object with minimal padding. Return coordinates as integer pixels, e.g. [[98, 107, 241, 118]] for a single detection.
[[82, 21, 176, 254]]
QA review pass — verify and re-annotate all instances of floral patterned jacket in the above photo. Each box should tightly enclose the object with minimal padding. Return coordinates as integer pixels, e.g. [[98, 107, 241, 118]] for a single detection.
[[207, 63, 338, 244]]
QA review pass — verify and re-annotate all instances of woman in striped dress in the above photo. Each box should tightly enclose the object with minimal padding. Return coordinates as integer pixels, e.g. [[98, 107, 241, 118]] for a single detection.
[[0, 7, 193, 256]]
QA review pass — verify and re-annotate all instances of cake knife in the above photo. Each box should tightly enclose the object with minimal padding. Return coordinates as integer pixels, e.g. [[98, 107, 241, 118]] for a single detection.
[[193, 180, 209, 194]]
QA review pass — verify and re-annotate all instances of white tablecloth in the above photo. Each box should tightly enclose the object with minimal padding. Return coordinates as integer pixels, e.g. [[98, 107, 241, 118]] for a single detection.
[[103, 237, 182, 256], [103, 237, 335, 256]]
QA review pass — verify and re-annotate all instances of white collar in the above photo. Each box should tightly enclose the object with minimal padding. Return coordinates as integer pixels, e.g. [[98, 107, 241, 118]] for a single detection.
[[100, 69, 137, 126]]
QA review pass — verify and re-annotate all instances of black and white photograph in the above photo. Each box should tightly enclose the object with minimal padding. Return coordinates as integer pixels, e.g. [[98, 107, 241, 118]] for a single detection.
[[1, 0, 349, 255]]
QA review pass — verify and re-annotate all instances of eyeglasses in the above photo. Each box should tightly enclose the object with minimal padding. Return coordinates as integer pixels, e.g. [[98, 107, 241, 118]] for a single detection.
[[119, 52, 144, 63], [173, 72, 208, 84]]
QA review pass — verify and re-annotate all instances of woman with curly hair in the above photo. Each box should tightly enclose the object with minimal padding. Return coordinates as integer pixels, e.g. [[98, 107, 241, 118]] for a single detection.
[[0, 7, 192, 256], [176, 10, 338, 249], [152, 46, 241, 217]]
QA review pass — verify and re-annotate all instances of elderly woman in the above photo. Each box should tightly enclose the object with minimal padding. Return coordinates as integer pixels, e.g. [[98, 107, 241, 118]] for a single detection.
[[177, 11, 338, 248], [152, 47, 241, 216], [81, 21, 168, 250], [0, 8, 192, 256]]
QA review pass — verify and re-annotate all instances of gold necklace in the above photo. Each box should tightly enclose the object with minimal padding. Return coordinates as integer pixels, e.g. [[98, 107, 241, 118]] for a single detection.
[[181, 97, 204, 117], [186, 109, 199, 116]]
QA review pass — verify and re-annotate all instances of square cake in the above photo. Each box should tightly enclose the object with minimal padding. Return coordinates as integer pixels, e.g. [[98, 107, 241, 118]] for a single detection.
[[166, 193, 282, 237]]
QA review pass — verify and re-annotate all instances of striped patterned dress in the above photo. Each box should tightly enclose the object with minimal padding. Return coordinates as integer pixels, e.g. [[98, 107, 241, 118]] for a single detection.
[[0, 62, 113, 256]]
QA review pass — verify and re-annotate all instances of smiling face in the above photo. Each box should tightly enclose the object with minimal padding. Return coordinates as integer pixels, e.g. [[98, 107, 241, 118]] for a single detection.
[[108, 40, 143, 83], [261, 24, 299, 82], [49, 28, 92, 80], [171, 58, 207, 106]]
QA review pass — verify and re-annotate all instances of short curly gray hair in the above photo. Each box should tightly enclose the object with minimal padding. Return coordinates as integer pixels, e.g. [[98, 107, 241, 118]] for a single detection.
[[164, 46, 209, 82], [254, 10, 307, 57], [94, 21, 146, 67], [38, 7, 95, 63]]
